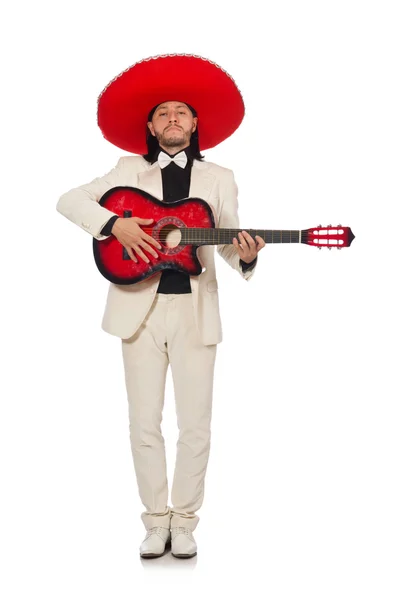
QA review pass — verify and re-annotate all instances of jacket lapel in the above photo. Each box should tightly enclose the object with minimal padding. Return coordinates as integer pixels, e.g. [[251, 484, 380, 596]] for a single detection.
[[137, 163, 163, 199], [137, 159, 216, 202], [189, 160, 216, 201]]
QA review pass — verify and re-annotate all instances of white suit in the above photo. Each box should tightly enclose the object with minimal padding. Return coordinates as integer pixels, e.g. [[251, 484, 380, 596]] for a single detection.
[[56, 155, 257, 345], [56, 154, 258, 532]]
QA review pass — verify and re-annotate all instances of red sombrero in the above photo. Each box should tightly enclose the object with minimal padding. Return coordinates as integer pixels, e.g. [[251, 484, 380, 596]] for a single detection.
[[97, 53, 245, 154]]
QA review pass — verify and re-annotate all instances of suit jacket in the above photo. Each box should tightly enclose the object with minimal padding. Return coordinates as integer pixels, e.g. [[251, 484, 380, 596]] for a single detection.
[[56, 155, 257, 345]]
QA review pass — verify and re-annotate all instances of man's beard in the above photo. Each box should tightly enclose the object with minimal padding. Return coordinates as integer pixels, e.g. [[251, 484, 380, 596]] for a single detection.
[[156, 126, 192, 149]]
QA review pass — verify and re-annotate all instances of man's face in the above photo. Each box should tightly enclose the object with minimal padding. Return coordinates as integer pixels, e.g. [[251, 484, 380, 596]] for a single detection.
[[147, 101, 198, 150]]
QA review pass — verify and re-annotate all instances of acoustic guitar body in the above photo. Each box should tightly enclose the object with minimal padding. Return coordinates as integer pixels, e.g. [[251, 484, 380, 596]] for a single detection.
[[93, 186, 215, 285]]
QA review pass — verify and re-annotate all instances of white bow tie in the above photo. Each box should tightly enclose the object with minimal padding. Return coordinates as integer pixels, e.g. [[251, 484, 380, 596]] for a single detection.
[[158, 150, 188, 169]]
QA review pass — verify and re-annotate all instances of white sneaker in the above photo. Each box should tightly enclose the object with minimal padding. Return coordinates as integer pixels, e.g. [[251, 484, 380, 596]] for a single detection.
[[140, 526, 171, 558], [171, 526, 197, 558]]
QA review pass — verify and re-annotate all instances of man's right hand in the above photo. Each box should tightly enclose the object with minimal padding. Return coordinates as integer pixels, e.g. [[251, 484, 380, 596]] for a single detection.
[[111, 217, 162, 263]]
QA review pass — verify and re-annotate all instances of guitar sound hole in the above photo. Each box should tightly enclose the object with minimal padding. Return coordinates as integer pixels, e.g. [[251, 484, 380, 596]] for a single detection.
[[158, 224, 182, 248]]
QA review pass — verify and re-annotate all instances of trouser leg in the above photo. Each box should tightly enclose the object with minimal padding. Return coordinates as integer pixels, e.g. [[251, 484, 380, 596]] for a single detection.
[[121, 295, 171, 530], [166, 294, 217, 531]]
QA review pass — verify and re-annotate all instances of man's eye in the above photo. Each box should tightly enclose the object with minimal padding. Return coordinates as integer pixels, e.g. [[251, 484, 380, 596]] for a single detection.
[[159, 112, 166, 116]]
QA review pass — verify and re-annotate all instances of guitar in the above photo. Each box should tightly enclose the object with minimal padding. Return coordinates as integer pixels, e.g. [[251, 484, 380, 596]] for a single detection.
[[93, 186, 355, 285]]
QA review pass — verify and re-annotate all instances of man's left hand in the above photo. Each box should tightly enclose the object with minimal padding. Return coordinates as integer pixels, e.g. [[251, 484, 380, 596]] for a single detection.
[[233, 231, 266, 263]]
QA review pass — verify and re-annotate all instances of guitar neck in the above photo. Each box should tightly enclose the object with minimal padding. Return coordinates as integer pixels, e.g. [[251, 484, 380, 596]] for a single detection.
[[180, 228, 304, 245]]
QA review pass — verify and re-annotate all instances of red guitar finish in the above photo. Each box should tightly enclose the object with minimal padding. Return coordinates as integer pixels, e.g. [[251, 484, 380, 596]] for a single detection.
[[93, 186, 355, 285], [94, 187, 215, 285]]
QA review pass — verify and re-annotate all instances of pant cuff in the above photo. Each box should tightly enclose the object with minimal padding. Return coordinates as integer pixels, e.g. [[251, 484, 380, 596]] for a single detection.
[[170, 512, 199, 531], [141, 506, 171, 530]]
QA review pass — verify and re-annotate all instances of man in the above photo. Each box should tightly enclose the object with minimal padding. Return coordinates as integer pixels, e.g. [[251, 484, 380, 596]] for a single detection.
[[56, 54, 265, 559]]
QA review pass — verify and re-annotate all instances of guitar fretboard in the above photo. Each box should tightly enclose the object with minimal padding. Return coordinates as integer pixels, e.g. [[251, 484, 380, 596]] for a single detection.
[[180, 228, 303, 245]]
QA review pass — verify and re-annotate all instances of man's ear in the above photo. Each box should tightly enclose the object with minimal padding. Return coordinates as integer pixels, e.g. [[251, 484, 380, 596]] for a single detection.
[[147, 122, 155, 136], [192, 117, 198, 132]]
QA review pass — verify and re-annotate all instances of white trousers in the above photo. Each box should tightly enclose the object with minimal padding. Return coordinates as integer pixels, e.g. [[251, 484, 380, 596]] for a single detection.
[[121, 293, 217, 532]]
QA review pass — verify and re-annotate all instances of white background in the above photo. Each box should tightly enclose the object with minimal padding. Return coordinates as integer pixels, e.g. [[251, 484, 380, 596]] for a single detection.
[[1, 0, 396, 598]]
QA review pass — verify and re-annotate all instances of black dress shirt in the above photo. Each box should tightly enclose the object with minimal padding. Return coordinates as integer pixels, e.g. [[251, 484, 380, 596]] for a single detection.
[[100, 146, 257, 291]]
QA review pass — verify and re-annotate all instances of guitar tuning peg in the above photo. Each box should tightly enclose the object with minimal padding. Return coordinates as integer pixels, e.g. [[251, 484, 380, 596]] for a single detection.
[[337, 224, 342, 227], [327, 224, 332, 227], [337, 247, 342, 250], [317, 246, 322, 250], [328, 246, 332, 250], [317, 224, 322, 228]]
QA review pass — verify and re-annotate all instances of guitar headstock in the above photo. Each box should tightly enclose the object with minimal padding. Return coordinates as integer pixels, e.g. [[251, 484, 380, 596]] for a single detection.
[[302, 225, 355, 249]]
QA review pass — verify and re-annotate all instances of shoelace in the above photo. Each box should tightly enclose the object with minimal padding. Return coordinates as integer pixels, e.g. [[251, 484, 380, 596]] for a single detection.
[[144, 526, 169, 540], [171, 526, 193, 536]]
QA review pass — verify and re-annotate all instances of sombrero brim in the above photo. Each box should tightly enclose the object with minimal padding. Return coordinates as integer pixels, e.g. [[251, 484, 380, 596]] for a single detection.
[[97, 54, 245, 154]]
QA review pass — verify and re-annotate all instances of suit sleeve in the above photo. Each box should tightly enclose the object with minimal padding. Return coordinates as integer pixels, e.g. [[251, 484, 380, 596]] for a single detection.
[[216, 169, 258, 281], [56, 157, 125, 240]]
